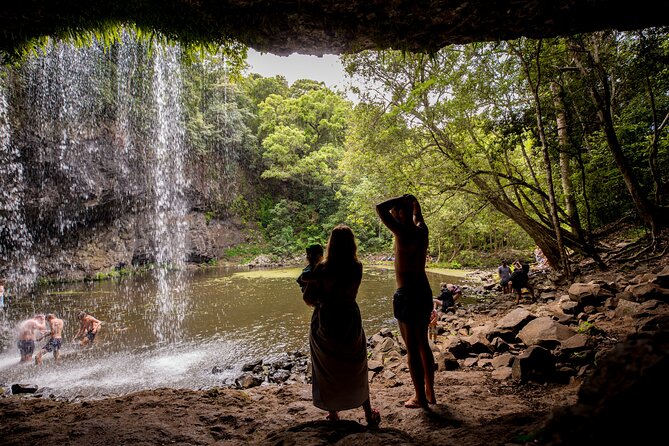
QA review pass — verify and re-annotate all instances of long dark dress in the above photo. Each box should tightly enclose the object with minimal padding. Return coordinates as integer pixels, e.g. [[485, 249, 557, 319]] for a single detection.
[[308, 261, 369, 411]]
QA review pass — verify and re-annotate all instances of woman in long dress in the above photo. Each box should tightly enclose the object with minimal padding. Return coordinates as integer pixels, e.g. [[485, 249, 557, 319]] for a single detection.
[[301, 224, 381, 426]]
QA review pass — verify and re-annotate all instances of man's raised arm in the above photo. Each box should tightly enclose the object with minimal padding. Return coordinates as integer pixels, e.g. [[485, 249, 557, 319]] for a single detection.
[[376, 195, 412, 232], [410, 195, 427, 229]]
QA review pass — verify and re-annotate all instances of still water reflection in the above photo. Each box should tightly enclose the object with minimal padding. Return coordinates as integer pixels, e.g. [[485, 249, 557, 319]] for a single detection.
[[0, 265, 462, 398]]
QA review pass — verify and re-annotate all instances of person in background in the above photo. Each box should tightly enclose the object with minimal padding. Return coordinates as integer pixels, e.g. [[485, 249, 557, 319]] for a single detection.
[[0, 278, 5, 308], [534, 246, 549, 270], [16, 314, 48, 362], [299, 225, 380, 427], [428, 302, 439, 343], [436, 282, 462, 313], [376, 193, 436, 409], [73, 311, 102, 347], [297, 244, 324, 295], [504, 262, 536, 304], [35, 313, 64, 365], [498, 261, 512, 294]]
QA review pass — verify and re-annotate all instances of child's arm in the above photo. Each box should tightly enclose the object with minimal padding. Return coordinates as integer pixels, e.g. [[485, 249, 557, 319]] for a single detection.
[[302, 282, 319, 307]]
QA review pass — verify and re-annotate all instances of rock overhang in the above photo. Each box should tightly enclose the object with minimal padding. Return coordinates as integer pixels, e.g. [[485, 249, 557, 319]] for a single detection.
[[1, 0, 667, 59]]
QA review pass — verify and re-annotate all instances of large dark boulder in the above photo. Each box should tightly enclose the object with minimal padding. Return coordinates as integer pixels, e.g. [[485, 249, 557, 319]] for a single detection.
[[541, 329, 669, 444]]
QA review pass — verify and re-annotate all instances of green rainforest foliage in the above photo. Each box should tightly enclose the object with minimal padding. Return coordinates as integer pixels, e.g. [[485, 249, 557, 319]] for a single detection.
[[5, 27, 669, 270]]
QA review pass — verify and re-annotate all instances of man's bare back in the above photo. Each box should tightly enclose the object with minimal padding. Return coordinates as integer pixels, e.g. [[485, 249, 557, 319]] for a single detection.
[[17, 315, 46, 341], [48, 316, 64, 339], [74, 312, 102, 346], [35, 314, 65, 365], [82, 316, 101, 333]]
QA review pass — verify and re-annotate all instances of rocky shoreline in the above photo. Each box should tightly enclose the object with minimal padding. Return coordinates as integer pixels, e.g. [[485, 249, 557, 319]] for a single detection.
[[1, 256, 667, 445]]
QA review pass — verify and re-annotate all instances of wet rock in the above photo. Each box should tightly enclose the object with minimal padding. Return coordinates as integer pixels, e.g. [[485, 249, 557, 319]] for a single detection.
[[269, 369, 290, 383], [241, 360, 262, 372], [11, 384, 38, 394], [235, 373, 262, 389]]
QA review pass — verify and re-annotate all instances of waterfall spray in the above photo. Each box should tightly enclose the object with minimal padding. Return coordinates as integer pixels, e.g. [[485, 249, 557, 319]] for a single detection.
[[150, 44, 190, 343], [0, 33, 192, 343], [0, 72, 38, 296]]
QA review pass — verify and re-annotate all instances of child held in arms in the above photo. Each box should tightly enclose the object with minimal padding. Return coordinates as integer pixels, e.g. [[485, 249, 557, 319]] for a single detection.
[[297, 244, 324, 298]]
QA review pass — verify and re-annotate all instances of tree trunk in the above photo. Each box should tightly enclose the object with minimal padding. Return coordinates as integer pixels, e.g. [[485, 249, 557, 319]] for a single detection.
[[551, 81, 583, 237], [513, 41, 571, 277], [569, 37, 660, 236]]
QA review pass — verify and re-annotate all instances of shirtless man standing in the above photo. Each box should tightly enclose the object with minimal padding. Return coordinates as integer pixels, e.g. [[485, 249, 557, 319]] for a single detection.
[[376, 194, 436, 409], [73, 311, 102, 347], [35, 313, 64, 365], [16, 314, 47, 362]]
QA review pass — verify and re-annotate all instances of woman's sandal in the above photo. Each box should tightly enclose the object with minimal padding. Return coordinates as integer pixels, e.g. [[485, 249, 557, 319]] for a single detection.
[[366, 408, 381, 428], [326, 411, 339, 421]]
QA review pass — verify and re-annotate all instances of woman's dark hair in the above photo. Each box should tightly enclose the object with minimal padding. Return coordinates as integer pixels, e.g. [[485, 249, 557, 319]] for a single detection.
[[324, 224, 358, 266]]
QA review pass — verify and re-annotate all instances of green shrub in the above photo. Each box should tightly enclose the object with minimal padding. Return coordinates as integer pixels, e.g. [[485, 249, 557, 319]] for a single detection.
[[577, 321, 604, 336], [223, 243, 264, 262]]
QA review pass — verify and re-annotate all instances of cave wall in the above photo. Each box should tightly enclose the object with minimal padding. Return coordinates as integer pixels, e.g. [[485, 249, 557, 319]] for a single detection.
[[1, 1, 666, 60]]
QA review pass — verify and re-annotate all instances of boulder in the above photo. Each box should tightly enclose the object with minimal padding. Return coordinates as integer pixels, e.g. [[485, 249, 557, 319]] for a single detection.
[[517, 317, 576, 348]]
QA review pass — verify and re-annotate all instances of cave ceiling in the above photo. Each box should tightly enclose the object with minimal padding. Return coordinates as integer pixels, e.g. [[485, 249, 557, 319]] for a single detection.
[[1, 0, 667, 58]]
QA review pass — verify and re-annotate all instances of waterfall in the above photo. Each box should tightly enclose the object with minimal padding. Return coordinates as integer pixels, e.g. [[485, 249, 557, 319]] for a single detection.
[[0, 72, 38, 294], [151, 45, 188, 269], [150, 44, 189, 343], [0, 33, 192, 343]]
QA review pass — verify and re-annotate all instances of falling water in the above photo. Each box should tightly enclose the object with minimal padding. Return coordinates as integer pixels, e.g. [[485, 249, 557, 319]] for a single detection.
[[115, 30, 138, 181], [10, 39, 118, 285], [0, 34, 191, 344], [0, 73, 38, 296], [1, 74, 36, 340], [0, 35, 272, 396], [149, 44, 189, 343]]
